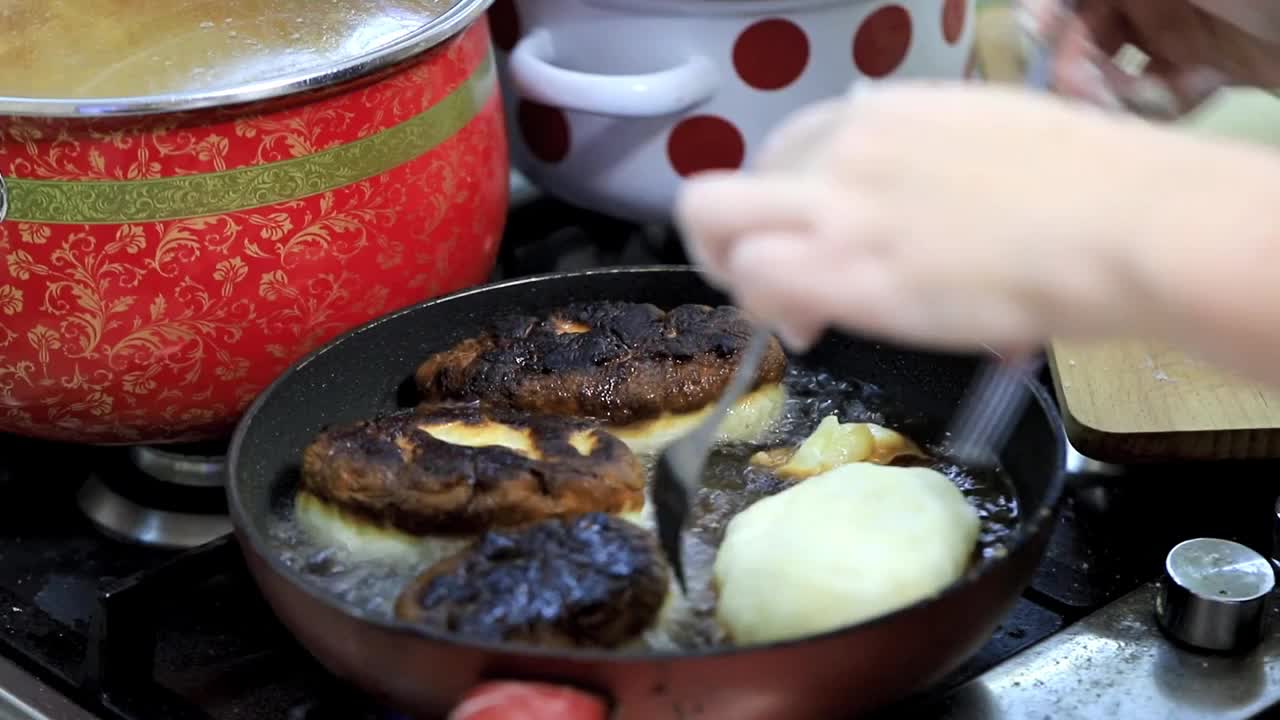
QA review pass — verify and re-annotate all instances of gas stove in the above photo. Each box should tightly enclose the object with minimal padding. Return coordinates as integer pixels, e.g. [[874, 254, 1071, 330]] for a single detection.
[[2, 180, 1280, 720]]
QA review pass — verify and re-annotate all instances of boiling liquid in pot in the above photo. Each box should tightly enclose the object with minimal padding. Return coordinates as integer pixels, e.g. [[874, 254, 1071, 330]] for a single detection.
[[0, 0, 458, 99], [268, 365, 1020, 651]]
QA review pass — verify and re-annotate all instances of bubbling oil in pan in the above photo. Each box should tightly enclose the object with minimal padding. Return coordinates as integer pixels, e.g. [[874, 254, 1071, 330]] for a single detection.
[[268, 365, 1020, 651]]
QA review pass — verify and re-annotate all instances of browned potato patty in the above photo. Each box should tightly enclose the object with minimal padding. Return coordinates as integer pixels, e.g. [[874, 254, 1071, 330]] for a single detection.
[[395, 513, 670, 648], [300, 404, 646, 536], [414, 302, 788, 426]]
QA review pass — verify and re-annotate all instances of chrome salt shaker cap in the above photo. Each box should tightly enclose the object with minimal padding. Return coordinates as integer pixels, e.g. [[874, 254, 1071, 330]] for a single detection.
[[1155, 537, 1275, 653]]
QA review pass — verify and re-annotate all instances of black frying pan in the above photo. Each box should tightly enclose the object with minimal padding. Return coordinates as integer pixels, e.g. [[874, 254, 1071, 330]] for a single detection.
[[226, 266, 1067, 720]]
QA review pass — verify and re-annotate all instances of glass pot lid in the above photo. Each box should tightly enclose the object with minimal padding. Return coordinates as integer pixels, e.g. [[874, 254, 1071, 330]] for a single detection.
[[0, 0, 487, 117]]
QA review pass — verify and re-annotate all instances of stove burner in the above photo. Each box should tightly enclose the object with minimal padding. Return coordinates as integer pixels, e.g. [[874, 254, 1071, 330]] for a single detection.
[[77, 443, 231, 549], [77, 476, 231, 549], [129, 445, 226, 488]]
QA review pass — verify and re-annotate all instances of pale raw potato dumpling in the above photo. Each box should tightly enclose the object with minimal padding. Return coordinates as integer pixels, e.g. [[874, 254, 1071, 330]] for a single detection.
[[295, 417, 548, 566], [713, 463, 981, 645], [295, 493, 648, 566], [294, 492, 468, 566], [611, 384, 787, 456], [750, 414, 925, 479]]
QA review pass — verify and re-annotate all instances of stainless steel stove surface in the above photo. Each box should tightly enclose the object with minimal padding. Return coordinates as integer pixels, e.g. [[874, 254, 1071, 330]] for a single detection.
[[2, 190, 1280, 720]]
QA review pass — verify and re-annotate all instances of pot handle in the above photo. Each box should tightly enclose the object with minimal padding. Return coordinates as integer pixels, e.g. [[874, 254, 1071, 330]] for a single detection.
[[449, 681, 611, 720], [509, 29, 718, 118]]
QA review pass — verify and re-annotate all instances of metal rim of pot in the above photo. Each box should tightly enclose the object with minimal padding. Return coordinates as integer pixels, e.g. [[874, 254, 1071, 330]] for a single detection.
[[0, 0, 494, 119]]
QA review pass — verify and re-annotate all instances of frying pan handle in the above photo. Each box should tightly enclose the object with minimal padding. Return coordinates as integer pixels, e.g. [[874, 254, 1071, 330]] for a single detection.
[[449, 681, 611, 720]]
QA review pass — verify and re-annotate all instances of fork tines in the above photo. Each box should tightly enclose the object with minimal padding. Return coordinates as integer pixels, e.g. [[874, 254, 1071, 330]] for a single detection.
[[946, 356, 1043, 470]]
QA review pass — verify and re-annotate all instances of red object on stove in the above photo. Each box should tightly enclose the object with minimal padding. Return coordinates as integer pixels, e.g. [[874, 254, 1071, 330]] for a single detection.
[[449, 682, 609, 720]]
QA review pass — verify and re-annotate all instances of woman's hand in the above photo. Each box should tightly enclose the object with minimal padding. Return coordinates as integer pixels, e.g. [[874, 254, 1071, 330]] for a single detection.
[[1024, 0, 1280, 116], [676, 81, 1280, 371]]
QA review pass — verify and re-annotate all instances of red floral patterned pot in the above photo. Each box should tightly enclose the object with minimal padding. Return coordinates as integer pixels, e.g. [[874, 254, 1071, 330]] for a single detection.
[[0, 0, 507, 445]]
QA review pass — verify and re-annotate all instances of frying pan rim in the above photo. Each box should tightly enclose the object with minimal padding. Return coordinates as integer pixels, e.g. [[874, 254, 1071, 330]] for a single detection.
[[226, 264, 1068, 663]]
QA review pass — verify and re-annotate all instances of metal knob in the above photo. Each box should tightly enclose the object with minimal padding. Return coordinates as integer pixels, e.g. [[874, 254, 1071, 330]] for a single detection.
[[1155, 538, 1275, 653]]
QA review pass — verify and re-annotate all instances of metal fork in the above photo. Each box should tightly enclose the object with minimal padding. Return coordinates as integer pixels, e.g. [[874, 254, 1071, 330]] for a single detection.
[[652, 2, 1068, 591], [945, 352, 1045, 470], [652, 327, 771, 593], [940, 8, 1060, 470]]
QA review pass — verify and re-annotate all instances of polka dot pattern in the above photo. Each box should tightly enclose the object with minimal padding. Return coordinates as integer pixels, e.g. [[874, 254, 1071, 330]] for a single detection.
[[518, 100, 571, 164], [733, 19, 810, 91], [500, 4, 975, 219], [942, 0, 966, 45], [668, 116, 745, 177], [854, 5, 913, 78], [488, 0, 521, 53]]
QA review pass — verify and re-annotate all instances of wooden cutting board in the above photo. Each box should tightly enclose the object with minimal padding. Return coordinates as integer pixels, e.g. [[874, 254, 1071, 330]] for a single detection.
[[1049, 341, 1280, 462], [972, 2, 1280, 460]]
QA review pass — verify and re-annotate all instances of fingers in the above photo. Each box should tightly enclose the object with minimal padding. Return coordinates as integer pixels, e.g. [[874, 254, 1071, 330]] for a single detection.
[[1018, 0, 1058, 40], [1186, 0, 1280, 44], [1036, 0, 1227, 119], [722, 231, 1054, 355], [1130, 59, 1226, 116], [721, 236, 958, 353], [1047, 3, 1130, 107], [753, 97, 850, 174], [674, 173, 834, 285], [1069, 0, 1132, 57], [1163, 65, 1229, 110], [1047, 0, 1267, 116], [720, 233, 841, 351], [1183, 1, 1280, 87]]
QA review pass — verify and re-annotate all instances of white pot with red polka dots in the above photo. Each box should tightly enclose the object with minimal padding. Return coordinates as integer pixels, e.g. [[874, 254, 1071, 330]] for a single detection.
[[489, 0, 979, 223]]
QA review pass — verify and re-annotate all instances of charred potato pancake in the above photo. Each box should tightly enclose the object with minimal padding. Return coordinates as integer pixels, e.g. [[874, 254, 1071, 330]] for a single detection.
[[414, 302, 788, 452], [298, 404, 646, 551], [395, 513, 670, 648]]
